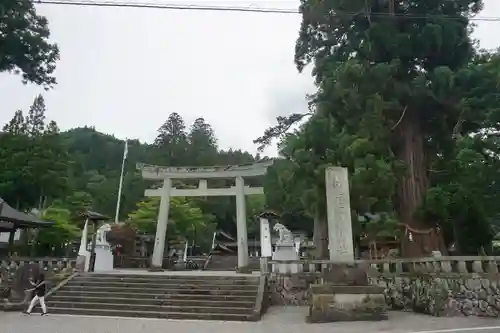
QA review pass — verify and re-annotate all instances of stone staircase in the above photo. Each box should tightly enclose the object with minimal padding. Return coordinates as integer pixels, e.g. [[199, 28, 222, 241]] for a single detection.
[[36, 273, 263, 321]]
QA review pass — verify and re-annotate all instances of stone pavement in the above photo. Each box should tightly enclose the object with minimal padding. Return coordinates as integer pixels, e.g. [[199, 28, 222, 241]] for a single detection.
[[1, 307, 500, 333]]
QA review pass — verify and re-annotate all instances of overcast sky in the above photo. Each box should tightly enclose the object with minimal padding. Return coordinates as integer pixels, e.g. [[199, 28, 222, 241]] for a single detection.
[[1, 0, 499, 158]]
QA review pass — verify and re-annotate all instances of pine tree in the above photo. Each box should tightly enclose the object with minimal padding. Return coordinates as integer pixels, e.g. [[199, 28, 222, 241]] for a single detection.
[[2, 110, 27, 134], [154, 112, 189, 166], [188, 118, 218, 165], [26, 95, 47, 137]]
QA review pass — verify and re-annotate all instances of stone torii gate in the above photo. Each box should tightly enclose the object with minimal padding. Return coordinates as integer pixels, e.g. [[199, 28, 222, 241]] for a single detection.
[[137, 161, 273, 271]]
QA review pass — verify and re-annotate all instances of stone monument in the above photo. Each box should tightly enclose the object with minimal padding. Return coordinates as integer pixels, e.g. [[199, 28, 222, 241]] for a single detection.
[[93, 223, 114, 272], [260, 217, 272, 258], [325, 167, 354, 262], [76, 218, 91, 272], [294, 236, 302, 256], [271, 223, 301, 273], [307, 167, 387, 323]]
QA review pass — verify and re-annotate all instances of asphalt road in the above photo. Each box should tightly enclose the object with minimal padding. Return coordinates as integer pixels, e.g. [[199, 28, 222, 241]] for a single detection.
[[1, 307, 500, 333]]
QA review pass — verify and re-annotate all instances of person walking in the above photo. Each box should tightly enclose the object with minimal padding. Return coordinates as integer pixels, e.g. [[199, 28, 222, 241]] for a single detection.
[[24, 273, 47, 315]]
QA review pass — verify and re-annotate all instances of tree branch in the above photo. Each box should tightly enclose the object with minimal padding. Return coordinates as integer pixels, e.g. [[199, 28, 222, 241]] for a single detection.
[[254, 112, 313, 151], [391, 105, 408, 131]]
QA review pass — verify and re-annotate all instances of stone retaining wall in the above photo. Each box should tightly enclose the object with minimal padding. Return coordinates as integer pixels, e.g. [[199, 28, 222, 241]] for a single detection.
[[267, 274, 500, 317], [0, 257, 76, 308], [265, 255, 500, 318], [374, 274, 500, 317], [268, 275, 319, 305]]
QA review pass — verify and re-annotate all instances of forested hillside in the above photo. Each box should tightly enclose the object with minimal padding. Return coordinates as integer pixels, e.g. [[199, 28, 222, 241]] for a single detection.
[[1, 96, 295, 254], [59, 122, 258, 226]]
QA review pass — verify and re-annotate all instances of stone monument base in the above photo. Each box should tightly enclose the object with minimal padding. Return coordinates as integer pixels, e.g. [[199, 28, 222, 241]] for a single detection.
[[76, 251, 91, 272], [307, 284, 388, 323], [272, 244, 301, 274], [94, 245, 114, 272]]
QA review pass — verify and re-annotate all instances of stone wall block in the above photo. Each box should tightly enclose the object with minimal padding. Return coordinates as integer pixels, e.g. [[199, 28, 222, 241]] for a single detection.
[[466, 279, 481, 291]]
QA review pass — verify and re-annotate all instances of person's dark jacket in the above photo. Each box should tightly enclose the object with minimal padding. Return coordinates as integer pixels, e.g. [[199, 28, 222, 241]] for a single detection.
[[34, 279, 46, 297], [28, 276, 46, 297]]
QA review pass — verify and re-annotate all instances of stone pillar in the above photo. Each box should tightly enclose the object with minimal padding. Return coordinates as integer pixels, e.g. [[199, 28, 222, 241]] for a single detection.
[[76, 219, 90, 272], [235, 176, 249, 269], [325, 167, 354, 262], [151, 178, 172, 270], [89, 222, 98, 272], [260, 218, 272, 257]]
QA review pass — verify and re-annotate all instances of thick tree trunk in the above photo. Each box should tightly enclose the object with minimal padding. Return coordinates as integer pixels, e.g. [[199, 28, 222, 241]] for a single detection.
[[313, 214, 329, 259], [395, 110, 430, 257]]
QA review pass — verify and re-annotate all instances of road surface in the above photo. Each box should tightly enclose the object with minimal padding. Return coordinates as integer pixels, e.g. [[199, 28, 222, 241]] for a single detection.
[[1, 307, 499, 333]]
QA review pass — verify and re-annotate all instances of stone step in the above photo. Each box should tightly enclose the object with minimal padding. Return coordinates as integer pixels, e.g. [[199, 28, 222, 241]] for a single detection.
[[46, 273, 261, 321], [72, 276, 259, 285], [55, 290, 257, 301], [49, 295, 255, 308], [67, 280, 258, 289], [63, 285, 257, 296], [44, 301, 252, 314], [65, 282, 258, 292], [80, 273, 258, 281], [31, 307, 254, 321]]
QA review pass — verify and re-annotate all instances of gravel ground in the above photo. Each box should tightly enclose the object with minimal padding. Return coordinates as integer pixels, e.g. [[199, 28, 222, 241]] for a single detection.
[[1, 307, 500, 333]]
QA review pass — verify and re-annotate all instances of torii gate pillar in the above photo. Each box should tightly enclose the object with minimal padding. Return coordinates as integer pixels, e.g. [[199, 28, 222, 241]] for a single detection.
[[151, 178, 172, 269], [235, 176, 249, 268]]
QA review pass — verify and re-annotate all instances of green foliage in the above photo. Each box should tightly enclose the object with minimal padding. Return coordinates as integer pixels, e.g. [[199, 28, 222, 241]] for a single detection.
[[56, 116, 256, 233], [154, 112, 190, 166], [246, 194, 266, 235], [256, 0, 500, 256], [363, 213, 400, 239], [0, 95, 70, 210], [128, 198, 161, 235], [36, 207, 80, 255], [1, 98, 265, 252], [59, 191, 94, 224], [127, 197, 216, 250], [264, 155, 313, 234], [188, 117, 218, 165], [0, 0, 59, 87]]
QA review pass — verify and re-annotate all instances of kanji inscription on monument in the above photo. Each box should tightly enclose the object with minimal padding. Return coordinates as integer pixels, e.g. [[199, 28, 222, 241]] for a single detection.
[[325, 167, 354, 261]]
